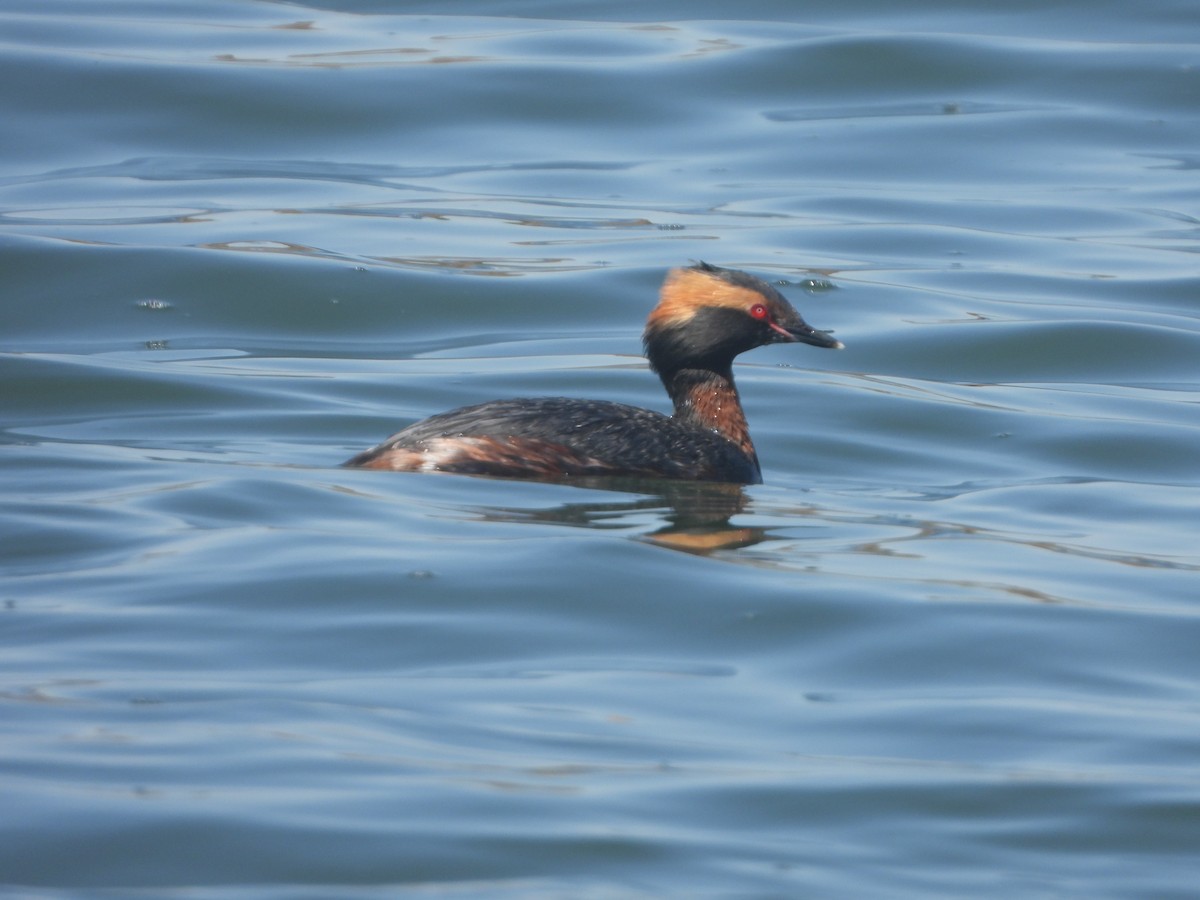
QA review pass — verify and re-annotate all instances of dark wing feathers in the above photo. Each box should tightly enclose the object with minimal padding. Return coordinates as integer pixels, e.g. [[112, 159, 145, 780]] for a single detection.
[[346, 397, 760, 483]]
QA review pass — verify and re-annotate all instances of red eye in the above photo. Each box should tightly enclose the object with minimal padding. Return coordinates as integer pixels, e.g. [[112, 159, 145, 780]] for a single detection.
[[749, 303, 769, 320]]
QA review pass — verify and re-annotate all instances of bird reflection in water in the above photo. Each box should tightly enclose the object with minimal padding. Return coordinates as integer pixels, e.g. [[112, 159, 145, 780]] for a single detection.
[[464, 478, 766, 555]]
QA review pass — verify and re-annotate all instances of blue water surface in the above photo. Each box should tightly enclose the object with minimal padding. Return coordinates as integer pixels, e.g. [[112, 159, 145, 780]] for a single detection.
[[2, 1, 1199, 897]]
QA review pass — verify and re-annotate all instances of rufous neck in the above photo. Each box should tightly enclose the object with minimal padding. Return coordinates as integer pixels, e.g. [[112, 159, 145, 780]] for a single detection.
[[661, 367, 757, 459]]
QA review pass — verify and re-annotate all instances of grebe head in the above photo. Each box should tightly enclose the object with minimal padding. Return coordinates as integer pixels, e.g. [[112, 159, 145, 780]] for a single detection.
[[643, 262, 842, 377]]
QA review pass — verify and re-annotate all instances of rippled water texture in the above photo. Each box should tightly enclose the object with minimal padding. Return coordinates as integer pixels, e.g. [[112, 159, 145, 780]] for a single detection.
[[3, 1, 1199, 897]]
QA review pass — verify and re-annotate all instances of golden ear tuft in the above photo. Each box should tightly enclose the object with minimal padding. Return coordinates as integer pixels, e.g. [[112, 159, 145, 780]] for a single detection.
[[648, 266, 768, 330]]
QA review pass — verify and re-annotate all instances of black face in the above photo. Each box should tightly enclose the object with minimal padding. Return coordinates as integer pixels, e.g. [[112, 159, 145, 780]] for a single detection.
[[645, 297, 840, 375], [644, 263, 841, 376], [696, 263, 841, 349]]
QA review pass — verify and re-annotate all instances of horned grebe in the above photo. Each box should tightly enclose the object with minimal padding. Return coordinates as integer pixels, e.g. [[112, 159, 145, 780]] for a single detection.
[[343, 262, 842, 484]]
